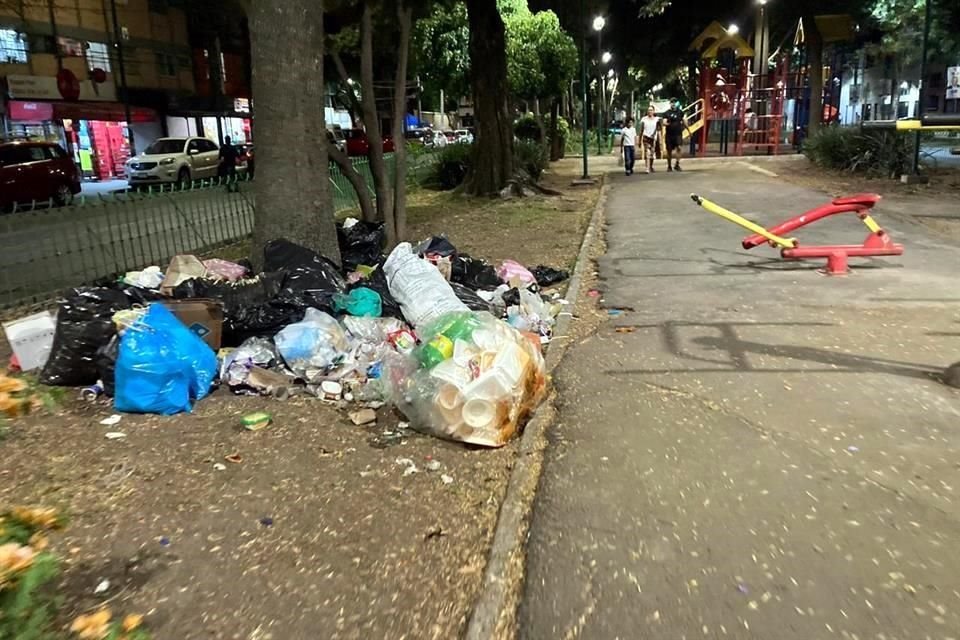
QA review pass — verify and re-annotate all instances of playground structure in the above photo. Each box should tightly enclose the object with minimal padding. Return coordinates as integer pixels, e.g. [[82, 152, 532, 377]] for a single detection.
[[690, 193, 904, 276]]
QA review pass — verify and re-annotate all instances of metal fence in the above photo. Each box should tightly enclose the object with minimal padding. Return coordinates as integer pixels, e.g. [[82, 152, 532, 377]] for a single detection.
[[1, 151, 440, 310]]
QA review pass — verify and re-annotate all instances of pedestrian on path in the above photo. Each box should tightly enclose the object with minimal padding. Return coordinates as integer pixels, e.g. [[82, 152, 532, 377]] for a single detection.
[[218, 135, 240, 193], [664, 99, 689, 172], [621, 117, 637, 176], [640, 105, 661, 174]]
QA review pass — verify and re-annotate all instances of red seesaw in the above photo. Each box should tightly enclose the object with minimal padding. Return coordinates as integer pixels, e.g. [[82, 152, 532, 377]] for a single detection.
[[690, 193, 904, 275]]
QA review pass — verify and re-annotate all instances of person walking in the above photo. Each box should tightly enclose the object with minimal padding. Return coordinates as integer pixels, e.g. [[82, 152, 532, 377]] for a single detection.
[[218, 135, 240, 192], [620, 117, 637, 176], [640, 105, 661, 174], [663, 100, 690, 172]]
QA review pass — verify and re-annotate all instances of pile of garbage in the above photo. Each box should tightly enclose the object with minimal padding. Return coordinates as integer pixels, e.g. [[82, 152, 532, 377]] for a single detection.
[[9, 220, 568, 447]]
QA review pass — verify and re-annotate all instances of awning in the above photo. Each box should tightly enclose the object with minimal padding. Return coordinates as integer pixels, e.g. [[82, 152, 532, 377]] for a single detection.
[[7, 100, 157, 123]]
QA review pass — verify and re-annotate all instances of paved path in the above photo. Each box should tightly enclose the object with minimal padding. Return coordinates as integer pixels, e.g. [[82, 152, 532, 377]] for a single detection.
[[520, 162, 960, 639]]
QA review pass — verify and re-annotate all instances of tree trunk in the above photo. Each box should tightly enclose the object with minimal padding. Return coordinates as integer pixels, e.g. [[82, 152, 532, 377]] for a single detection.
[[464, 0, 514, 196], [249, 0, 340, 266], [549, 97, 562, 161], [388, 2, 413, 248], [331, 50, 363, 127], [328, 141, 375, 223], [360, 3, 391, 222], [804, 13, 824, 140]]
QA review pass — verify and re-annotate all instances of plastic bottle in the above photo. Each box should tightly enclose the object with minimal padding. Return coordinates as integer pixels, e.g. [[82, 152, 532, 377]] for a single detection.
[[417, 313, 481, 368]]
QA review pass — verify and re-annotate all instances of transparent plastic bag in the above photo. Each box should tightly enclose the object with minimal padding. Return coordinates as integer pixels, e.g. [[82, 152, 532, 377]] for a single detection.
[[383, 242, 468, 330], [384, 311, 547, 447], [274, 308, 350, 379]]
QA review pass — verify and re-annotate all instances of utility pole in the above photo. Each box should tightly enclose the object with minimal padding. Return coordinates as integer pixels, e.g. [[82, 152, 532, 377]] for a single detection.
[[109, 0, 135, 154], [912, 0, 932, 175]]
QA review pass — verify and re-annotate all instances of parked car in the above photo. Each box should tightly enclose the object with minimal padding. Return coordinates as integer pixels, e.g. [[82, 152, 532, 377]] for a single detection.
[[443, 130, 458, 144], [326, 126, 347, 154], [236, 144, 254, 176], [126, 137, 220, 186], [404, 128, 433, 147], [344, 129, 396, 156], [454, 129, 474, 144], [0, 140, 80, 210], [432, 130, 448, 148]]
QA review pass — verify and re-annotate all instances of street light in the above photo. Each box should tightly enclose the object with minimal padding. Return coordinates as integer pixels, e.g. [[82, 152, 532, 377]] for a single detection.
[[601, 51, 612, 64], [727, 23, 739, 35], [592, 16, 605, 31], [592, 16, 606, 153]]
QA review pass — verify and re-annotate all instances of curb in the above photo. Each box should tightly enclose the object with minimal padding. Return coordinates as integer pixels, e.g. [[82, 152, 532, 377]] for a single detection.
[[464, 178, 609, 640]]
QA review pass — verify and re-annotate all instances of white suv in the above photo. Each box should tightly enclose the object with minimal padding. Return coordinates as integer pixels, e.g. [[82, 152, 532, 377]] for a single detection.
[[126, 137, 220, 186]]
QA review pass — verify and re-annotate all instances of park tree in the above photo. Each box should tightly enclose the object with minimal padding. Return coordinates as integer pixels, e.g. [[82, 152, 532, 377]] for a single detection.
[[412, 3, 471, 113], [246, 0, 341, 265], [465, 0, 515, 195]]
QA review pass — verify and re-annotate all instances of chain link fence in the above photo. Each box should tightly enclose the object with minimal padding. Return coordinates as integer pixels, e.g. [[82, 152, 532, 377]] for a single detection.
[[1, 151, 440, 310]]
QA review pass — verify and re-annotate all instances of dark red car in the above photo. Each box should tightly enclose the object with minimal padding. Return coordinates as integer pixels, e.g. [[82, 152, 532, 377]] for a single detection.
[[344, 129, 395, 157], [0, 140, 81, 211]]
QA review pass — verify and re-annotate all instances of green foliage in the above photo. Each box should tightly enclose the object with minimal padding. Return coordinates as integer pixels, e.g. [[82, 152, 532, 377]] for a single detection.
[[803, 126, 913, 177], [514, 115, 543, 142], [411, 4, 471, 106], [513, 139, 548, 181], [552, 116, 571, 145], [504, 6, 578, 101], [432, 143, 473, 191]]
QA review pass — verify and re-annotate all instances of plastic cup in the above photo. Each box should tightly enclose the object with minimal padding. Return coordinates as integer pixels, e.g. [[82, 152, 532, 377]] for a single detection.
[[462, 397, 497, 429]]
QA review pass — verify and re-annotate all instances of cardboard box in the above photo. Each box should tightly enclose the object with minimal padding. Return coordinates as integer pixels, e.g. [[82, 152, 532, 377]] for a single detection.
[[160, 299, 224, 350]]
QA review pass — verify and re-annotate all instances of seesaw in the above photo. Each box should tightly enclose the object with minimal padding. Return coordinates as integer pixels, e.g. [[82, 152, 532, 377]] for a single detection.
[[690, 193, 904, 275]]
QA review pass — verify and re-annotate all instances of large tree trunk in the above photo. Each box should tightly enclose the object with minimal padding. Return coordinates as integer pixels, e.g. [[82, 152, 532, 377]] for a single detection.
[[360, 3, 392, 222], [388, 2, 413, 247], [249, 0, 340, 265], [331, 50, 364, 126], [464, 0, 514, 196], [328, 142, 375, 222], [804, 13, 824, 140]]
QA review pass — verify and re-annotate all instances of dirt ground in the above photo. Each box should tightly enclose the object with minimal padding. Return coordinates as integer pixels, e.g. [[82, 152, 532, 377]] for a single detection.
[[0, 165, 599, 640]]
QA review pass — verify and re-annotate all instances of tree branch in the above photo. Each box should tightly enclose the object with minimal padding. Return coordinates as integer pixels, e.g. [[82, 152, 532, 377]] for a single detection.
[[327, 140, 375, 223]]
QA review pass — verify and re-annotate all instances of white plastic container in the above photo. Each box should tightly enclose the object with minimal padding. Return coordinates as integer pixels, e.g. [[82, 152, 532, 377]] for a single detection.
[[3, 311, 56, 371]]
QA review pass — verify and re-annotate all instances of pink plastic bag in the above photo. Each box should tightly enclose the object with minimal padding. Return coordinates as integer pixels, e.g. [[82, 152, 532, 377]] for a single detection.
[[496, 260, 536, 286], [203, 259, 247, 282]]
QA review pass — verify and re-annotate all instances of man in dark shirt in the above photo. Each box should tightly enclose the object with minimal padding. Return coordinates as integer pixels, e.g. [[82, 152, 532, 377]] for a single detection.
[[219, 135, 240, 191], [663, 100, 689, 172]]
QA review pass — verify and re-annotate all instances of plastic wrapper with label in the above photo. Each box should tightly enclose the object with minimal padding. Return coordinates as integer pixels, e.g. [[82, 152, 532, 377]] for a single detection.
[[384, 311, 547, 448], [384, 242, 468, 330]]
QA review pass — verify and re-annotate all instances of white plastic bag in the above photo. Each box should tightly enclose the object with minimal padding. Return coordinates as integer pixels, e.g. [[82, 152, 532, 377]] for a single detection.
[[383, 242, 468, 330]]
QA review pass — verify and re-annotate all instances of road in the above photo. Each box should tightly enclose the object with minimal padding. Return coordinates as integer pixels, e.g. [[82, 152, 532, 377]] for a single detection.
[[0, 185, 254, 307], [520, 162, 960, 638]]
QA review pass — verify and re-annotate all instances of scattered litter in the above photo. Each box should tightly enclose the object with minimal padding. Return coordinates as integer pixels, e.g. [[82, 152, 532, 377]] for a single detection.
[[441, 474, 454, 485], [608, 309, 623, 316], [99, 414, 122, 426], [426, 460, 442, 472], [587, 290, 601, 297], [846, 445, 860, 453], [395, 457, 419, 476], [224, 453, 243, 464], [737, 584, 749, 594], [93, 579, 110, 595], [213, 463, 227, 471], [615, 327, 635, 334], [425, 526, 446, 540], [259, 517, 274, 527], [80, 382, 104, 402], [104, 432, 126, 440], [349, 408, 377, 425], [242, 412, 272, 431], [159, 537, 170, 546]]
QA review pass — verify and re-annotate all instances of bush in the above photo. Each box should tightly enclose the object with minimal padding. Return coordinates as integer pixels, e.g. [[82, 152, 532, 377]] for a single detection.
[[804, 126, 913, 177], [433, 142, 473, 190], [514, 115, 543, 142], [514, 139, 548, 181]]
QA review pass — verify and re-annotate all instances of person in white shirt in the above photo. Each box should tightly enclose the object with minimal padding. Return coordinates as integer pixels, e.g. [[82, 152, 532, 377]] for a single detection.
[[640, 105, 661, 174], [620, 117, 637, 176]]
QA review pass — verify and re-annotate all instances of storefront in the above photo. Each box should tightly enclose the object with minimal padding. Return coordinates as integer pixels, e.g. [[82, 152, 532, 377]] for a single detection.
[[166, 96, 253, 145], [3, 72, 159, 181]]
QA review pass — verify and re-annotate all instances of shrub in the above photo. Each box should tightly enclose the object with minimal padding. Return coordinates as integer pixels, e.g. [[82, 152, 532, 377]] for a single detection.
[[804, 126, 913, 177], [514, 139, 548, 181], [514, 115, 543, 142], [433, 142, 473, 190]]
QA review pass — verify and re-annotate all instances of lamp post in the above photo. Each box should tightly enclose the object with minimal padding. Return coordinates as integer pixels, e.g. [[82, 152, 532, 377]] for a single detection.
[[913, 0, 932, 175], [109, 0, 135, 154], [593, 16, 605, 154], [754, 0, 770, 117], [579, 0, 589, 178]]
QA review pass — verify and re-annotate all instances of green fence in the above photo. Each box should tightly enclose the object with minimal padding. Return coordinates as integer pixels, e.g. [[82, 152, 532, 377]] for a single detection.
[[1, 152, 440, 310]]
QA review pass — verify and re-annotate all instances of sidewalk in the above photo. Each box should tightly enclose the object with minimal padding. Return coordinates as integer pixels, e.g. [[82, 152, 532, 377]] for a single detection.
[[519, 163, 960, 638]]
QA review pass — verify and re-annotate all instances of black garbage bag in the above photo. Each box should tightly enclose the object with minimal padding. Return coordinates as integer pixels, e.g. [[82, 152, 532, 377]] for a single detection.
[[338, 221, 385, 270], [451, 253, 501, 290], [40, 287, 132, 387], [351, 267, 403, 319], [171, 272, 298, 347], [451, 282, 493, 313], [531, 265, 570, 287], [263, 239, 347, 282], [415, 235, 458, 258], [95, 335, 119, 397], [501, 287, 521, 308], [264, 239, 347, 313]]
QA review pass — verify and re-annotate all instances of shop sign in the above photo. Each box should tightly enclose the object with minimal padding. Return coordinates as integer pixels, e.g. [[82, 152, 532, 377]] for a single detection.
[[233, 97, 250, 114], [7, 74, 117, 102], [8, 100, 55, 121]]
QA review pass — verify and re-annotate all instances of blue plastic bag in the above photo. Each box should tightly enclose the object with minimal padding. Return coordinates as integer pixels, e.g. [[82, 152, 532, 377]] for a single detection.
[[115, 304, 218, 415]]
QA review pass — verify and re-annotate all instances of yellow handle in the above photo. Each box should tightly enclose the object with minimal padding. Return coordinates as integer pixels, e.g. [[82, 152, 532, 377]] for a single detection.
[[690, 194, 797, 249]]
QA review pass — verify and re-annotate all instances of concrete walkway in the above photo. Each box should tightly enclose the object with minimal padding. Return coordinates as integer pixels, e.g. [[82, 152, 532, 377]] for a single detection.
[[520, 162, 960, 638]]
